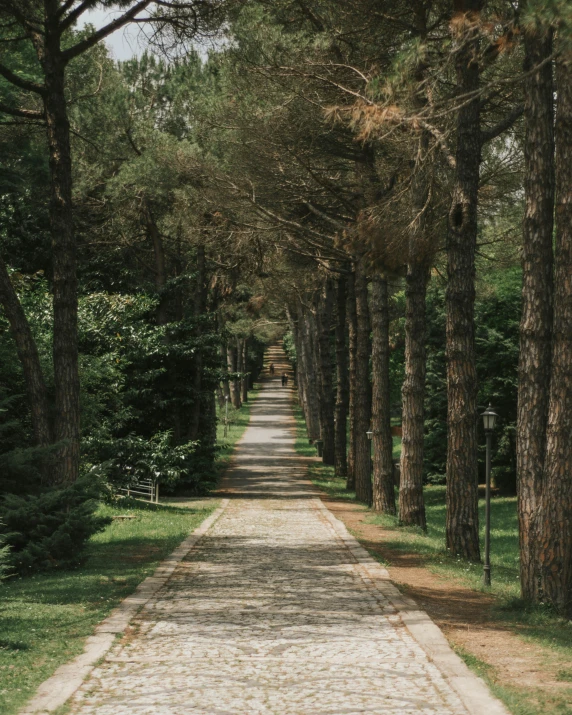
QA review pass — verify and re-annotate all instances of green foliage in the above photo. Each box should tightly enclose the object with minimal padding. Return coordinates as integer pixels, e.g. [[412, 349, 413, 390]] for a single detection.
[[282, 330, 297, 371], [89, 432, 199, 492], [76, 292, 222, 492], [0, 478, 111, 575]]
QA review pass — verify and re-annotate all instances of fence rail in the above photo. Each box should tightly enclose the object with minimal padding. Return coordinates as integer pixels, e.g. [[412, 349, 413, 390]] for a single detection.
[[118, 479, 159, 504]]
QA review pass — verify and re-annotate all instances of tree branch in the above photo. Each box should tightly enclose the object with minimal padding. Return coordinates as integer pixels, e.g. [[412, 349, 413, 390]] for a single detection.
[[59, 0, 103, 31], [0, 101, 43, 119], [480, 104, 524, 145], [0, 61, 45, 95], [61, 0, 152, 63]]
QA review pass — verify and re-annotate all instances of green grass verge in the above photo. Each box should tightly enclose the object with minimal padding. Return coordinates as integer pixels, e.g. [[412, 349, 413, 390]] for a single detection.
[[0, 500, 217, 715], [454, 646, 572, 715], [293, 401, 572, 715]]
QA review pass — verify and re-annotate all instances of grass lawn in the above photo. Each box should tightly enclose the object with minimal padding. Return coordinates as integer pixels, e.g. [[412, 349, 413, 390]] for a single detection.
[[0, 500, 216, 715], [0, 388, 260, 715], [293, 402, 572, 715]]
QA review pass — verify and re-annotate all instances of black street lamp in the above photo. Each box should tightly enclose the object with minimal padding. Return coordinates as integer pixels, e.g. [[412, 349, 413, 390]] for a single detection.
[[366, 430, 373, 474], [481, 404, 498, 586], [224, 395, 229, 438]]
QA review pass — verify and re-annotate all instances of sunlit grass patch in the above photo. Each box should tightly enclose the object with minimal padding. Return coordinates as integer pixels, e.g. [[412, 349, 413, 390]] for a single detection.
[[0, 500, 216, 715]]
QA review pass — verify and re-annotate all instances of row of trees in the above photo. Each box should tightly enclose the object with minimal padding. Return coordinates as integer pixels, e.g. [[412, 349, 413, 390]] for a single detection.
[[199, 0, 570, 615], [0, 1, 570, 614], [0, 1, 271, 572]]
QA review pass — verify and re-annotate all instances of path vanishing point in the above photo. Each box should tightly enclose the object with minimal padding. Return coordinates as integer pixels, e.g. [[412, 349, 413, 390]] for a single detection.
[[24, 346, 509, 715]]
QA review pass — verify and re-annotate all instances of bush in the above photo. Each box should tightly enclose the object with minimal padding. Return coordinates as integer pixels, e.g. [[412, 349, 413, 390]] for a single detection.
[[0, 477, 111, 575], [86, 430, 202, 494]]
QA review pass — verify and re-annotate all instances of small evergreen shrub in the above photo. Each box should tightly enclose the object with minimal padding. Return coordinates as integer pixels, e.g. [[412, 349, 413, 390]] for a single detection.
[[0, 477, 111, 575]]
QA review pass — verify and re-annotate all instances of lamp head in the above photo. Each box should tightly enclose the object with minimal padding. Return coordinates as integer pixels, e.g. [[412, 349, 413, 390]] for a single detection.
[[481, 404, 498, 432]]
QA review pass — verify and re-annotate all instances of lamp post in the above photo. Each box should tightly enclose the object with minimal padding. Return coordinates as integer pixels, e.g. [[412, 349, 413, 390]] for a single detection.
[[481, 404, 498, 587], [366, 430, 373, 473], [224, 395, 229, 438]]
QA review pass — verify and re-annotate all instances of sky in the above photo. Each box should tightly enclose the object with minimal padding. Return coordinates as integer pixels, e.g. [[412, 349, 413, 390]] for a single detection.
[[81, 7, 146, 61]]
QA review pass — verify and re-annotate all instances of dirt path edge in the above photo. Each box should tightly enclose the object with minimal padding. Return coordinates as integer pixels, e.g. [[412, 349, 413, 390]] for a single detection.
[[314, 495, 510, 715]]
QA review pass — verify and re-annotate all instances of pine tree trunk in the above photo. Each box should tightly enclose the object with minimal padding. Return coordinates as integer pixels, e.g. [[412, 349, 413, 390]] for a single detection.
[[445, 4, 482, 560], [334, 274, 349, 478], [316, 281, 335, 465], [446, 5, 481, 561], [296, 308, 311, 431], [370, 275, 395, 514], [354, 258, 372, 505], [346, 270, 357, 490], [145, 203, 168, 326], [399, 261, 429, 528], [236, 335, 244, 403], [536, 54, 572, 616], [227, 343, 241, 409], [300, 307, 321, 441], [291, 316, 306, 410], [44, 56, 80, 485], [221, 343, 232, 404], [241, 339, 249, 403], [216, 384, 225, 410], [0, 255, 52, 449], [189, 246, 206, 440], [517, 26, 555, 602]]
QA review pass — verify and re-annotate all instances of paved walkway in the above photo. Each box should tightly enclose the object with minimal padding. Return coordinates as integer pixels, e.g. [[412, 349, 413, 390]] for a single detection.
[[67, 348, 504, 715]]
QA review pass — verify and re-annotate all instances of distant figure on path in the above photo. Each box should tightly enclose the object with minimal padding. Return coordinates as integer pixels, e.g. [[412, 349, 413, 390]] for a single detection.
[[269, 363, 275, 375], [281, 373, 288, 387]]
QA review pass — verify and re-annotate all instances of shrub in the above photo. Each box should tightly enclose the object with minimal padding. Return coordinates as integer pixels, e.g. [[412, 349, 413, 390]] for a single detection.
[[85, 430, 203, 494], [0, 477, 111, 575]]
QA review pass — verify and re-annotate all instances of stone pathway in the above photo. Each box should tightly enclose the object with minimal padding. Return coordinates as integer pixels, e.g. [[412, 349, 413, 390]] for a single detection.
[[67, 348, 506, 715]]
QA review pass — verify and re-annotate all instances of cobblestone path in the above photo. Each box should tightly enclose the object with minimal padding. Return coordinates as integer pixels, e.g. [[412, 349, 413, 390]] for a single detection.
[[69, 351, 496, 715]]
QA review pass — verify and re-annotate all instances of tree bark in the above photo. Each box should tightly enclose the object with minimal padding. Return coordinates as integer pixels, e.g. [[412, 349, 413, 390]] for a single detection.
[[536, 53, 572, 616], [189, 245, 206, 440], [399, 52, 431, 528], [227, 343, 241, 409], [221, 343, 232, 404], [300, 305, 321, 441], [346, 270, 357, 489], [216, 383, 225, 410], [44, 50, 80, 484], [241, 338, 249, 403], [316, 281, 335, 465], [236, 335, 244, 404], [0, 256, 52, 449], [354, 257, 372, 505], [370, 274, 395, 514], [290, 314, 306, 410], [334, 274, 349, 478], [517, 26, 555, 602], [445, 2, 482, 560], [399, 261, 429, 528], [145, 203, 168, 326]]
